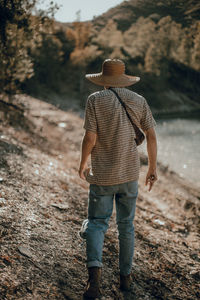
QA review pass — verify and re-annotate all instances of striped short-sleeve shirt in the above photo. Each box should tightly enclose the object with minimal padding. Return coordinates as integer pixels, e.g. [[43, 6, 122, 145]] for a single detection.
[[83, 87, 156, 185]]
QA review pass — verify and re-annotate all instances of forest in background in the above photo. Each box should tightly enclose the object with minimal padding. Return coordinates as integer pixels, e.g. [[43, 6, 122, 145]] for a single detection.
[[1, 0, 200, 115]]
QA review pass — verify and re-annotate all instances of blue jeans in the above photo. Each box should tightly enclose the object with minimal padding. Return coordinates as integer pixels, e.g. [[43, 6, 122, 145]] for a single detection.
[[80, 181, 138, 276]]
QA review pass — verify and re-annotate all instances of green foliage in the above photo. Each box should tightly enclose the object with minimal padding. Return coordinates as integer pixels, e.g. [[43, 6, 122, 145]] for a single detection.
[[0, 1, 35, 99], [0, 24, 33, 98], [25, 28, 76, 97], [0, 0, 57, 101]]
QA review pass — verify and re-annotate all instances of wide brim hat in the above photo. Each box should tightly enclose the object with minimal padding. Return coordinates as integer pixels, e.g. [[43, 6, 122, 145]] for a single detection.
[[85, 59, 140, 87]]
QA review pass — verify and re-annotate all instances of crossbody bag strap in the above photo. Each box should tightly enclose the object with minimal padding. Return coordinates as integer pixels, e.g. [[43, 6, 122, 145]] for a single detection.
[[109, 87, 139, 133]]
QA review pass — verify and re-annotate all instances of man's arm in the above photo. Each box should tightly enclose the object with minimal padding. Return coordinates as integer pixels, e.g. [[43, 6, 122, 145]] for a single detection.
[[79, 130, 97, 180], [144, 127, 158, 191]]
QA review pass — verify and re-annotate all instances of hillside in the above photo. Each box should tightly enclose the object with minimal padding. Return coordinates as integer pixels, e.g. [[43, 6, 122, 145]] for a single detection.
[[24, 0, 200, 116], [0, 96, 199, 299], [94, 0, 200, 31]]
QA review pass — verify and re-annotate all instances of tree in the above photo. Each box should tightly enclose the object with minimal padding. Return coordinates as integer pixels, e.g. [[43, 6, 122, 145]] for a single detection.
[[66, 20, 93, 95], [0, 0, 57, 102], [191, 21, 200, 71]]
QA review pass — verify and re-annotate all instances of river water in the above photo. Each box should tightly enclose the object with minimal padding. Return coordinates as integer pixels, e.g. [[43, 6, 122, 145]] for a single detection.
[[140, 118, 200, 189]]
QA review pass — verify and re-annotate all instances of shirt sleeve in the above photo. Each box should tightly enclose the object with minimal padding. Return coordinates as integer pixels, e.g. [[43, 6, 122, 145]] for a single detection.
[[83, 95, 97, 133], [140, 98, 156, 131]]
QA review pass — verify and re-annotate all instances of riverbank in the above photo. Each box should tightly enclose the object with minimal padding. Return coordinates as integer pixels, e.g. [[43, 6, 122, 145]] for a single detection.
[[0, 95, 199, 299], [153, 109, 200, 120], [140, 117, 200, 189]]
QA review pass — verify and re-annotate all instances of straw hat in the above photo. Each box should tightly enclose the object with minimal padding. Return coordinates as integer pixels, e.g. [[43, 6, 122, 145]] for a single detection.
[[85, 59, 140, 87]]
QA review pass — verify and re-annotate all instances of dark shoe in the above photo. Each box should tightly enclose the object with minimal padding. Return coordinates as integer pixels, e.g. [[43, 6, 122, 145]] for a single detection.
[[120, 274, 132, 291], [83, 267, 101, 299]]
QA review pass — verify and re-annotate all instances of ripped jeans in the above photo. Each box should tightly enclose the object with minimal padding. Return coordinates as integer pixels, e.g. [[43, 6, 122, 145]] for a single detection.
[[80, 181, 138, 275]]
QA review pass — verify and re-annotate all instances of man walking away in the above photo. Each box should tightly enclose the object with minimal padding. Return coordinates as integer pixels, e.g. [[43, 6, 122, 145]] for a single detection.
[[79, 59, 157, 299]]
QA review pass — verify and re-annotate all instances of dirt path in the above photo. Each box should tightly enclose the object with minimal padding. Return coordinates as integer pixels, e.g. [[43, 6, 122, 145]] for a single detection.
[[0, 95, 199, 299]]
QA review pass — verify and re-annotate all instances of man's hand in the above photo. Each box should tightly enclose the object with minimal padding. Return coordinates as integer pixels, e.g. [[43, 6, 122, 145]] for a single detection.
[[79, 164, 90, 180], [145, 168, 157, 191], [144, 127, 157, 191]]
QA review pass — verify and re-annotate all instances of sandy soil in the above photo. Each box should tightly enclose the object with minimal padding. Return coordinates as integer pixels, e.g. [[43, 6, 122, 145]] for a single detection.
[[0, 95, 199, 300]]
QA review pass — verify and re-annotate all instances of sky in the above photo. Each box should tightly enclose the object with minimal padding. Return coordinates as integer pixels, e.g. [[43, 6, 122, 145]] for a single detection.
[[37, 0, 124, 23]]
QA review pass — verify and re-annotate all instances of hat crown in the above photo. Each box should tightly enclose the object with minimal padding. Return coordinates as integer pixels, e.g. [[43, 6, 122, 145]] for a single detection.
[[85, 58, 140, 87], [102, 59, 125, 76]]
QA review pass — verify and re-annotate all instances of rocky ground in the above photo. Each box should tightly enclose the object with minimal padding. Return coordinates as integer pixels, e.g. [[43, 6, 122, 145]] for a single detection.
[[0, 95, 199, 300]]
